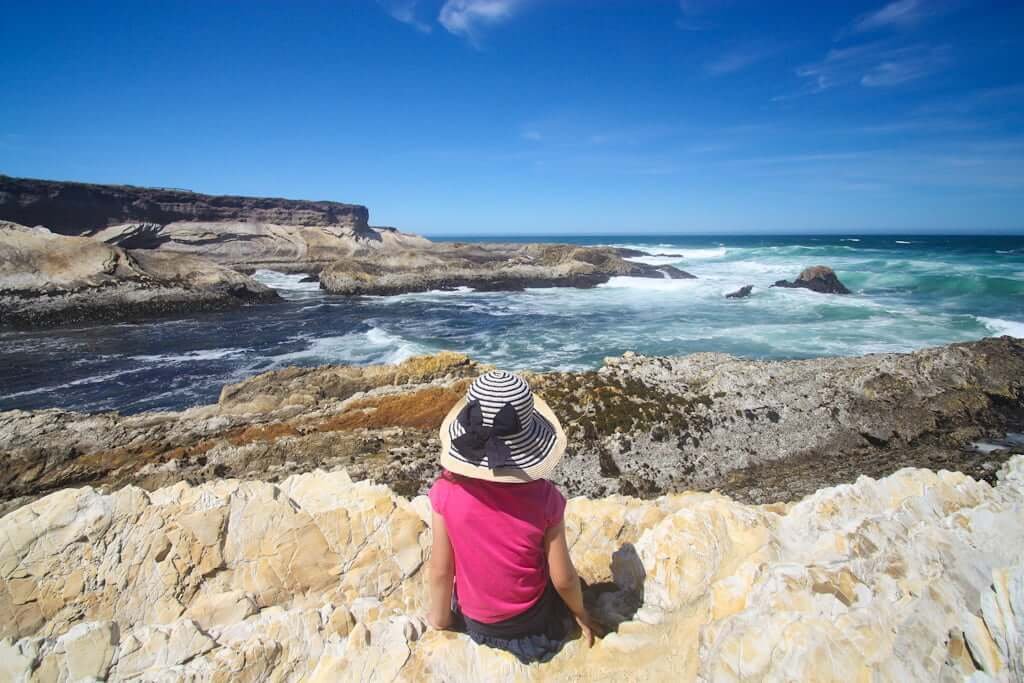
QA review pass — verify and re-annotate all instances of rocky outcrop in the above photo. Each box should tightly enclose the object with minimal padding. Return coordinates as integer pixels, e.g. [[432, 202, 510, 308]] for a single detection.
[[1, 339, 1021, 515], [0, 175, 432, 273], [725, 284, 753, 299], [89, 220, 433, 274], [0, 175, 370, 234], [1, 177, 691, 284], [0, 223, 278, 327], [772, 265, 851, 294], [2, 454, 1023, 680], [320, 244, 695, 295]]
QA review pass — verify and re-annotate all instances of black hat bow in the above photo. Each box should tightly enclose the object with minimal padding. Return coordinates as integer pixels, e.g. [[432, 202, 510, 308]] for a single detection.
[[452, 399, 522, 468]]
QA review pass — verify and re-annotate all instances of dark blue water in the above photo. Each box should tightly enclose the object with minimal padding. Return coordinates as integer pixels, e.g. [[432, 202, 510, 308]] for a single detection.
[[1, 234, 1022, 414]]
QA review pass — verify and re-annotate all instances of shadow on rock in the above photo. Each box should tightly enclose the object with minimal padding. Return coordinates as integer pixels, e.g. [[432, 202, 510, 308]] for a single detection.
[[583, 543, 645, 632]]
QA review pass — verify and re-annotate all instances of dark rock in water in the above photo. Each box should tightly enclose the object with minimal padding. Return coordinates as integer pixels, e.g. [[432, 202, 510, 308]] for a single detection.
[[298, 275, 319, 283], [771, 266, 851, 294], [726, 285, 754, 299]]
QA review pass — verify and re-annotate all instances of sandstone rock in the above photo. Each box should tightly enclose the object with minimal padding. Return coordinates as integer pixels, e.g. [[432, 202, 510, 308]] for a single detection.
[[4, 457, 1023, 680], [0, 175, 370, 234], [771, 265, 851, 294], [319, 244, 695, 296], [725, 284, 753, 299], [0, 223, 278, 327]]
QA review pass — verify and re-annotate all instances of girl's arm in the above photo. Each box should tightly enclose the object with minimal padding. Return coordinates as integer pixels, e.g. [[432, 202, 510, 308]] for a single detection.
[[427, 511, 456, 630], [545, 521, 604, 646]]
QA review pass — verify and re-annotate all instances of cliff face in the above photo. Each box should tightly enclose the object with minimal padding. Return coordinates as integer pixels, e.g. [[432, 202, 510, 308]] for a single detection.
[[0, 176, 370, 234], [1, 455, 1022, 681]]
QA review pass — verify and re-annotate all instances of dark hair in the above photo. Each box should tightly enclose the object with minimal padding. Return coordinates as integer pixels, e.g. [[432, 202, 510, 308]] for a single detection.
[[441, 468, 468, 484]]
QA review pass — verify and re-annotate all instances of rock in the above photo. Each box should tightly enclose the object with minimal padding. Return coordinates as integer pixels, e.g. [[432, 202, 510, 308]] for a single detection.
[[771, 265, 851, 294], [0, 222, 279, 327], [2, 455, 1024, 680], [319, 244, 695, 296], [0, 177, 704, 284], [0, 338, 1021, 512], [725, 284, 754, 299], [0, 175, 369, 234], [0, 175, 432, 273]]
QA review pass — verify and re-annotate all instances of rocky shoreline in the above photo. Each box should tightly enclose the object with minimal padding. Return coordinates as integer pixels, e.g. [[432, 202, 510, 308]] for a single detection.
[[2, 337, 1020, 516], [1, 176, 699, 325], [0, 223, 278, 327]]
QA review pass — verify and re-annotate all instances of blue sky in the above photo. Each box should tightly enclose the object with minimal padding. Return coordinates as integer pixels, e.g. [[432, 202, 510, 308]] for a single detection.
[[2, 1, 1023, 235]]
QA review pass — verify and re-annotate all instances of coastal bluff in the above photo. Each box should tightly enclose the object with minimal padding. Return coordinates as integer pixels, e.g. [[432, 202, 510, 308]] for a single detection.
[[0, 176, 371, 235], [0, 176, 693, 313]]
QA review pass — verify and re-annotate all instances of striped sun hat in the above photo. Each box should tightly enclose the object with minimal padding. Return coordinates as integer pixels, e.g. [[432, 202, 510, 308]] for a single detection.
[[440, 370, 567, 482]]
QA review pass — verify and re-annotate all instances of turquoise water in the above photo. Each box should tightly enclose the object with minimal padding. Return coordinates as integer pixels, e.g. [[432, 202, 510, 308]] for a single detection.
[[1, 234, 1022, 413]]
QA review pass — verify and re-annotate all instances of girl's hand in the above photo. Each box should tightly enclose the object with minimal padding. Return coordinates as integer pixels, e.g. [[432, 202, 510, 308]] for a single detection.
[[427, 612, 453, 631], [574, 609, 605, 647]]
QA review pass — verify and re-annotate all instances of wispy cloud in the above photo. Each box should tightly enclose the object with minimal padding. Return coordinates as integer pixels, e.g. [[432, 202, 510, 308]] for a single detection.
[[705, 44, 777, 76], [376, 0, 432, 33], [439, 0, 522, 44], [851, 0, 954, 33], [677, 0, 733, 31], [793, 42, 950, 93]]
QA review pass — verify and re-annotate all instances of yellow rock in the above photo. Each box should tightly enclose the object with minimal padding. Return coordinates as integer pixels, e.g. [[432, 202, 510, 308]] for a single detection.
[[1, 457, 1023, 681]]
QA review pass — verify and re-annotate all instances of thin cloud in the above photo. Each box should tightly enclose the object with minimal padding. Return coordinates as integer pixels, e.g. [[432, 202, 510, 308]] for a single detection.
[[794, 42, 950, 93], [851, 0, 956, 33], [439, 0, 522, 43], [677, 0, 733, 31], [376, 0, 432, 33], [705, 45, 776, 76]]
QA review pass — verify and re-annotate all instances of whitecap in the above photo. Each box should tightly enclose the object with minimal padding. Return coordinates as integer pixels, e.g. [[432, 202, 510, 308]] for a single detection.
[[132, 348, 250, 363], [3, 367, 151, 399], [895, 241, 913, 245], [977, 317, 1024, 338], [268, 326, 431, 367], [840, 238, 861, 242], [252, 269, 322, 292], [623, 255, 686, 266], [596, 276, 703, 292]]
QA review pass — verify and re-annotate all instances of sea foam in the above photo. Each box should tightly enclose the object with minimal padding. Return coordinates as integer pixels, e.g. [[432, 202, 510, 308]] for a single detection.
[[978, 317, 1024, 339]]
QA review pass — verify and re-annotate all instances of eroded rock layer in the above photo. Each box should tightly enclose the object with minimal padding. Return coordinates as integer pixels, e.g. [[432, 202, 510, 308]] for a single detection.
[[1, 456, 1023, 681], [0, 176, 370, 234], [319, 243, 694, 295], [0, 223, 278, 327]]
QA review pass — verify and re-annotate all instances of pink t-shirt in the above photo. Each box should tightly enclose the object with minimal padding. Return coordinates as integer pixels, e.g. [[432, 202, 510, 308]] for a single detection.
[[429, 474, 566, 624]]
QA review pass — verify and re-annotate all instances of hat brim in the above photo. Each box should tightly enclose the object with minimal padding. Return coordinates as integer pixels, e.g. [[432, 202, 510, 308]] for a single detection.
[[439, 395, 567, 483]]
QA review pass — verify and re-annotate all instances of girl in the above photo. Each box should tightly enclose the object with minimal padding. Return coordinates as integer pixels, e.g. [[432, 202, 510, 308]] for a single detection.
[[426, 370, 603, 664]]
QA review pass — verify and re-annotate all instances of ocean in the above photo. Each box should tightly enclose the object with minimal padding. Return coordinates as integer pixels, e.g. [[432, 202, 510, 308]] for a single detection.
[[2, 234, 1022, 414]]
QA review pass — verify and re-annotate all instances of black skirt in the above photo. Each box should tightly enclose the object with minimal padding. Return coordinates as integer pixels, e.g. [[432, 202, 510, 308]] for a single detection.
[[453, 581, 577, 664]]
